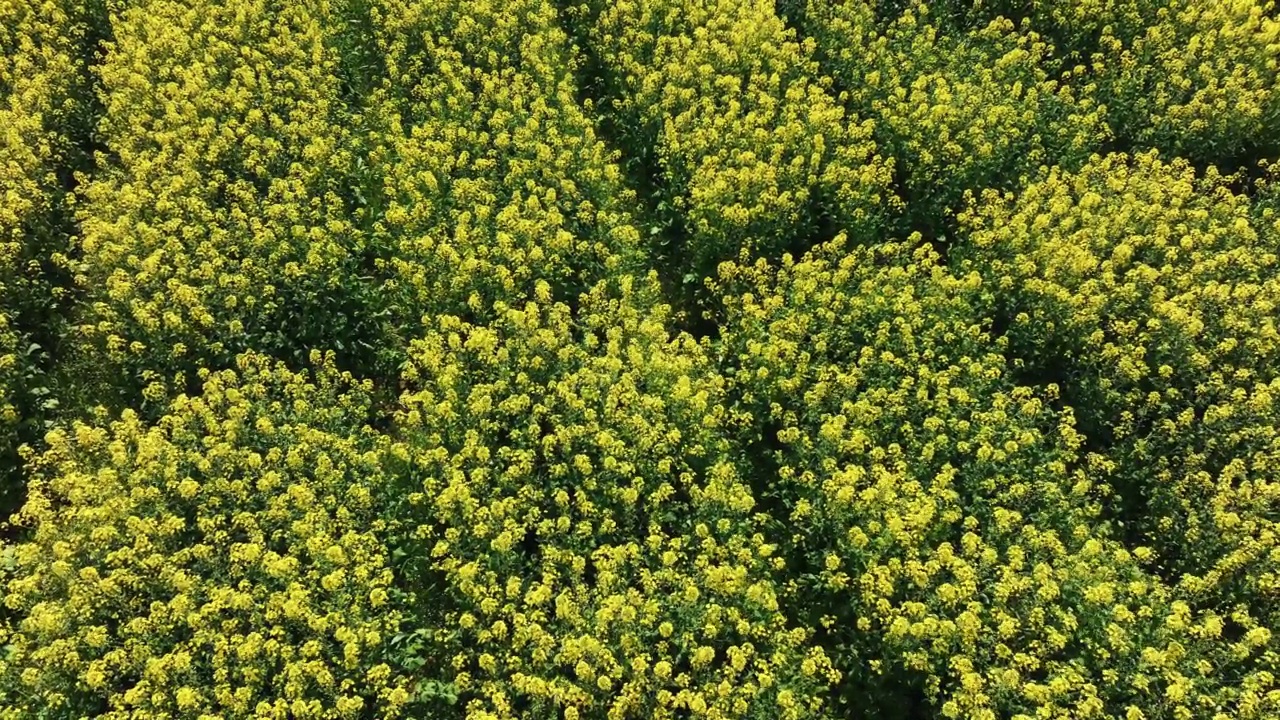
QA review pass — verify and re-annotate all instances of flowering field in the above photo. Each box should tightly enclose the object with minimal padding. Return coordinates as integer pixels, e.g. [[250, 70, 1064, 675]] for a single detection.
[[2, 0, 1279, 718]]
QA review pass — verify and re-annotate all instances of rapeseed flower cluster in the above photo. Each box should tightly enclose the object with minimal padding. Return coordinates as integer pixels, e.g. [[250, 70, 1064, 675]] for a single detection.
[[566, 0, 894, 284], [906, 0, 1159, 57], [393, 276, 835, 719], [799, 0, 1107, 232], [1092, 0, 1280, 164], [715, 236, 1280, 718], [365, 0, 645, 346], [957, 151, 1280, 631], [0, 352, 412, 717], [906, 0, 1280, 164], [4, 1, 1280, 719], [74, 0, 384, 401], [0, 0, 95, 510]]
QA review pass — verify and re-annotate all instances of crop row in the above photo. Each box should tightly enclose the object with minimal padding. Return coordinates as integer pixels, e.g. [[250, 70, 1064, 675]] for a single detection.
[[0, 0, 104, 518], [797, 0, 1280, 168], [564, 0, 895, 308], [712, 232, 1279, 718], [794, 0, 1107, 234], [71, 0, 385, 407], [3, 0, 1280, 719], [956, 151, 1280, 634]]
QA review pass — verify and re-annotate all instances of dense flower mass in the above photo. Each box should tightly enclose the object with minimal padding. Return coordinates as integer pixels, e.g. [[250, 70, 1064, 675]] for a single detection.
[[565, 0, 894, 289], [797, 0, 1107, 233], [1, 353, 412, 718], [3, 0, 1280, 719], [366, 0, 645, 346], [956, 152, 1280, 629], [1090, 0, 1280, 164], [714, 237, 1280, 719], [392, 277, 834, 719], [0, 0, 97, 515], [73, 0, 388, 404], [909, 0, 1280, 165]]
